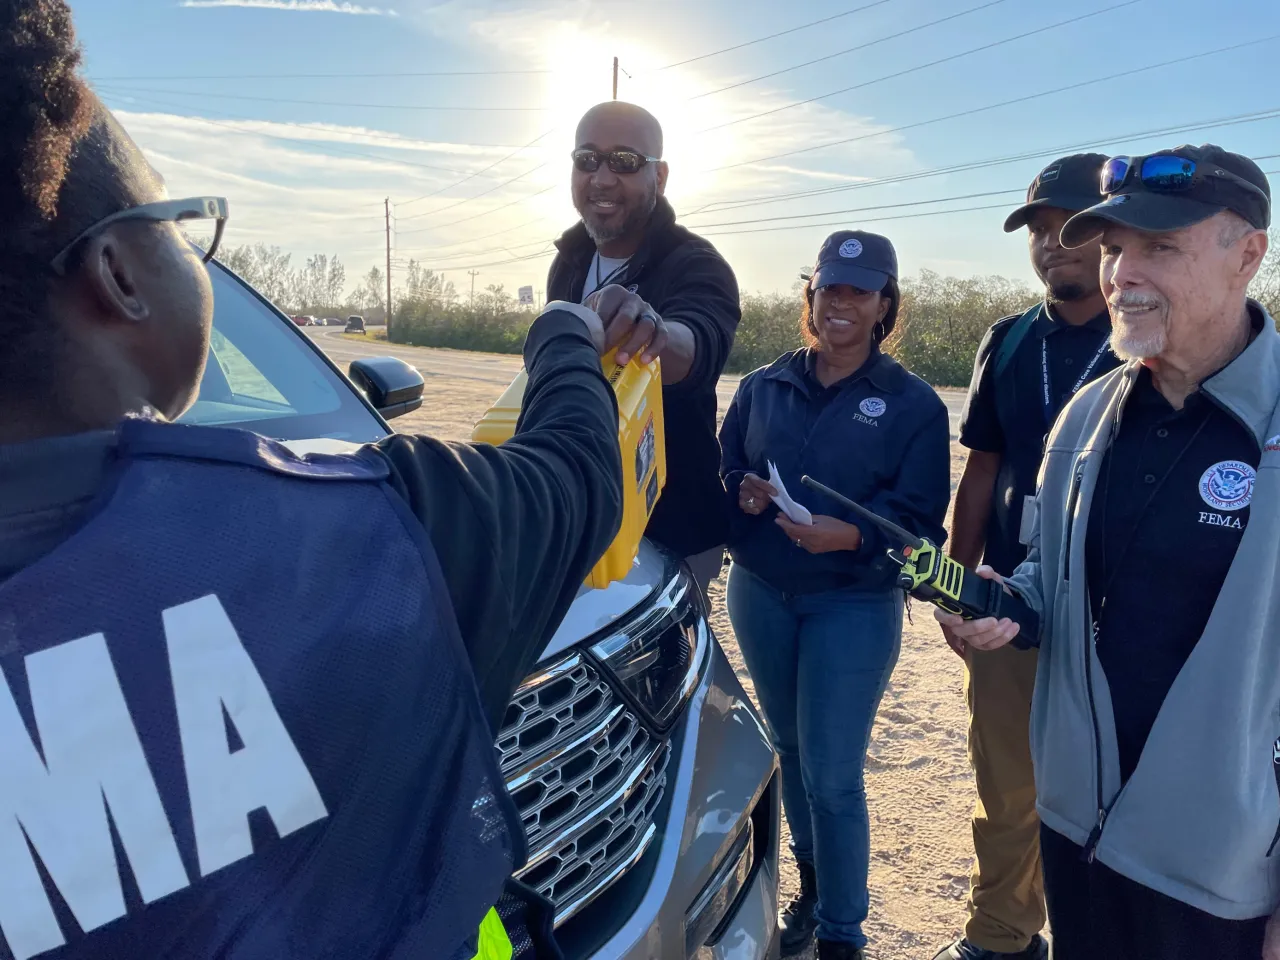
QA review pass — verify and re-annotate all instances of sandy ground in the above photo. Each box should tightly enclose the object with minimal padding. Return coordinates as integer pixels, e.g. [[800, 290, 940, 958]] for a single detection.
[[362, 343, 984, 960]]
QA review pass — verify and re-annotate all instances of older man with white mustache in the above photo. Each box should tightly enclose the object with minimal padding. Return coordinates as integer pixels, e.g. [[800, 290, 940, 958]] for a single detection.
[[939, 144, 1280, 960]]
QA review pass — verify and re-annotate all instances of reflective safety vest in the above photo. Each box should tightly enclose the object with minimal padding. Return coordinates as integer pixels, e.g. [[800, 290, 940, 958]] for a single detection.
[[474, 908, 513, 960], [0, 420, 532, 960]]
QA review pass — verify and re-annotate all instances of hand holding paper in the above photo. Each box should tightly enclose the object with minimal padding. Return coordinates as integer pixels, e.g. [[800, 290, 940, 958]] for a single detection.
[[767, 460, 813, 526]]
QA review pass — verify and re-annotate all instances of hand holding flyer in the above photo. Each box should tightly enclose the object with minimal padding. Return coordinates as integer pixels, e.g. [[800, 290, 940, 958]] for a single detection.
[[767, 460, 813, 526]]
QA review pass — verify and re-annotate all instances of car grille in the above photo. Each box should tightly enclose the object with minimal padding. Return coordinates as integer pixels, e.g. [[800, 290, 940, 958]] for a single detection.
[[498, 652, 670, 924]]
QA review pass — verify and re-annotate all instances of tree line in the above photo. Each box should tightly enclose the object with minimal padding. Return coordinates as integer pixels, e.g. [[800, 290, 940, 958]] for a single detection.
[[209, 233, 1280, 388]]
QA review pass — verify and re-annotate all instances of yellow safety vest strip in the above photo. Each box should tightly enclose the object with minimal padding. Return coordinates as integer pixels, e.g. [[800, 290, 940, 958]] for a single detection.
[[472, 907, 514, 960]]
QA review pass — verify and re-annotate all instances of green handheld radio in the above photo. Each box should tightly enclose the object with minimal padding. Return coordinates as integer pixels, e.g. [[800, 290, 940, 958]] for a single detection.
[[800, 476, 1038, 650]]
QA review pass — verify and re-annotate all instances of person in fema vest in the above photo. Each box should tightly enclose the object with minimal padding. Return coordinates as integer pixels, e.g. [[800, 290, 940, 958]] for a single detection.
[[942, 145, 1280, 960], [0, 3, 625, 958], [718, 230, 952, 960]]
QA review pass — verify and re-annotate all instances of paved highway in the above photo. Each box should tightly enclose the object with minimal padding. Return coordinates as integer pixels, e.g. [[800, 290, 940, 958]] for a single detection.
[[308, 328, 968, 438]]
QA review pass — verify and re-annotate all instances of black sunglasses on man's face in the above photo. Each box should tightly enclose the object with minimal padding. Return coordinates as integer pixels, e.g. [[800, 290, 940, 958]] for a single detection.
[[571, 148, 660, 175]]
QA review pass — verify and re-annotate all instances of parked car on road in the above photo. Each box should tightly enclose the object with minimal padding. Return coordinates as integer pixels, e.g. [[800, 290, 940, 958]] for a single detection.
[[326, 316, 344, 326], [291, 314, 314, 327], [187, 259, 781, 960], [345, 314, 366, 334]]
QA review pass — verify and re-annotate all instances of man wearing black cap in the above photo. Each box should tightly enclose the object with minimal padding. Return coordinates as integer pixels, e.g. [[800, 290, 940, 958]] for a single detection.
[[546, 101, 741, 596], [933, 153, 1119, 960], [940, 144, 1280, 959]]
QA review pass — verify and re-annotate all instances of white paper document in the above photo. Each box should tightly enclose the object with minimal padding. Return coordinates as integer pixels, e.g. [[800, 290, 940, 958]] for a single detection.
[[767, 460, 813, 526]]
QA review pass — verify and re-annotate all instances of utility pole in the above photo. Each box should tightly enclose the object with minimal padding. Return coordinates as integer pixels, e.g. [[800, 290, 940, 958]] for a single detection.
[[384, 197, 393, 336], [468, 270, 480, 308], [612, 57, 618, 99]]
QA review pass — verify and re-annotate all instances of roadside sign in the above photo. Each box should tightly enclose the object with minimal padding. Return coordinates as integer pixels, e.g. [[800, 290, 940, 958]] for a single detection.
[[518, 285, 534, 306]]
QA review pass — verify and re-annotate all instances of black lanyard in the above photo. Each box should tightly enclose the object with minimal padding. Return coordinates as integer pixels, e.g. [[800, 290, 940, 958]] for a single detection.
[[582, 253, 630, 302], [1042, 334, 1111, 428]]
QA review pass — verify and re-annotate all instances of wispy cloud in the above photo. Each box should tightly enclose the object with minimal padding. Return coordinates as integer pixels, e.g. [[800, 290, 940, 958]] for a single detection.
[[180, 0, 398, 15]]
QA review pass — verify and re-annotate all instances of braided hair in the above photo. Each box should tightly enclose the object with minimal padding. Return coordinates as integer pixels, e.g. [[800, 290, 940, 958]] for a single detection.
[[0, 0, 93, 394]]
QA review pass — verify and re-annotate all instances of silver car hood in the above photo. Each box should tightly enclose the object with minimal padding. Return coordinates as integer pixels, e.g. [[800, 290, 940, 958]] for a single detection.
[[281, 437, 664, 663]]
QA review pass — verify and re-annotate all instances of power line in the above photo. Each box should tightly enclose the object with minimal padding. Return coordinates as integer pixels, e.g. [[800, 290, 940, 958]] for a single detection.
[[394, 128, 558, 209], [97, 85, 550, 113], [702, 170, 1280, 238], [391, 139, 1280, 264], [95, 86, 513, 181], [692, 188, 1026, 230], [708, 33, 1280, 172], [100, 84, 533, 149], [688, 105, 1280, 216], [697, 0, 1134, 131], [652, 0, 901, 72], [395, 184, 559, 237], [90, 68, 553, 81], [395, 161, 551, 222], [690, 0, 1015, 102], [703, 201, 1015, 237]]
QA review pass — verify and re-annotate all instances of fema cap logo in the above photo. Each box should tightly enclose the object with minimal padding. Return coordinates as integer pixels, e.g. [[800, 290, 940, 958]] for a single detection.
[[839, 238, 863, 259], [1266, 433, 1280, 453], [1199, 460, 1256, 511], [859, 397, 886, 418]]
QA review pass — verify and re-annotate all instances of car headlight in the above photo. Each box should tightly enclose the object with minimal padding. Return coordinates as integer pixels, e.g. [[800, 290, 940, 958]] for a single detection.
[[589, 566, 710, 730]]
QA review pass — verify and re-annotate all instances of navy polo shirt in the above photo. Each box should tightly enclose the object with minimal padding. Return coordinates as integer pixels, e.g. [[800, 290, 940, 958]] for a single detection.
[[720, 347, 951, 596], [960, 304, 1119, 576], [1086, 365, 1261, 783]]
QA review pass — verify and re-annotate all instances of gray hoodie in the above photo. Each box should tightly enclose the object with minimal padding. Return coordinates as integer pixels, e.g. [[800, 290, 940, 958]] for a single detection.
[[1006, 301, 1280, 920]]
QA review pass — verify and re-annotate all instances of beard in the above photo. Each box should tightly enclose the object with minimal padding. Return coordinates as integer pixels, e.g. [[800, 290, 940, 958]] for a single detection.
[[1109, 291, 1169, 360], [1047, 280, 1089, 304], [578, 179, 658, 245]]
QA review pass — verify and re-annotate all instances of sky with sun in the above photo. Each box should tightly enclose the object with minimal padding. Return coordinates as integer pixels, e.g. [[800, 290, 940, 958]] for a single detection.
[[71, 0, 1280, 299]]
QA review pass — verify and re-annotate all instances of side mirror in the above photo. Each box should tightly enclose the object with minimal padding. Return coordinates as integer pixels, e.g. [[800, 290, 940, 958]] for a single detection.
[[348, 357, 424, 420]]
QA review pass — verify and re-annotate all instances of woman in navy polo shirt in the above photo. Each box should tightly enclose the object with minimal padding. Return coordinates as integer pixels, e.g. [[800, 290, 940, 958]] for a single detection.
[[720, 230, 951, 960]]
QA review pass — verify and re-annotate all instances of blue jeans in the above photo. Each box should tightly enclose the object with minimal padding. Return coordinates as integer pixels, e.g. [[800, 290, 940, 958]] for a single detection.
[[726, 563, 903, 948]]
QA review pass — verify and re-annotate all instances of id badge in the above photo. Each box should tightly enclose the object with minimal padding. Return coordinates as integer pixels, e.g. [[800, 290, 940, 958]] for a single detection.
[[1018, 494, 1038, 546]]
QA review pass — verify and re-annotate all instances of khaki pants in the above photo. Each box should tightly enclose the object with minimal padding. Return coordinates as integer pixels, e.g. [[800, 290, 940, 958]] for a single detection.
[[962, 643, 1045, 952]]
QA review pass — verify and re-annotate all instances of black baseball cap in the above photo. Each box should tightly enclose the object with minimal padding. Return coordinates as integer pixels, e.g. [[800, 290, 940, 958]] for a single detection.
[[1002, 153, 1108, 233], [1061, 144, 1272, 248], [809, 230, 897, 292]]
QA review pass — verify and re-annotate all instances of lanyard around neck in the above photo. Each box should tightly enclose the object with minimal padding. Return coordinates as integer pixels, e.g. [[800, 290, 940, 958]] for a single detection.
[[1041, 333, 1111, 427], [584, 252, 629, 301]]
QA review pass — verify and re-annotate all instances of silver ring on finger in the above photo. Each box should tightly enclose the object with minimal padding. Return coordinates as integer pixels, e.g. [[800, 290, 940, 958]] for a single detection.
[[795, 539, 803, 547], [746, 497, 756, 508]]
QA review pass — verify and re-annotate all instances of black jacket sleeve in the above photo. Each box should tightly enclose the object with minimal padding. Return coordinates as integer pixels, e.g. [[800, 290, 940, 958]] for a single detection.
[[373, 307, 623, 731], [655, 245, 741, 395]]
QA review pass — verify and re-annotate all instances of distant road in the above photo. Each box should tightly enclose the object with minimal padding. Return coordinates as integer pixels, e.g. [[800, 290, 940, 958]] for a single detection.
[[308, 328, 968, 438]]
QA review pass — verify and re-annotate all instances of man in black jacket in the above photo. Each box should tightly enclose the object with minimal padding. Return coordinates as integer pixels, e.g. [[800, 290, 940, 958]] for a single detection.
[[547, 101, 742, 595]]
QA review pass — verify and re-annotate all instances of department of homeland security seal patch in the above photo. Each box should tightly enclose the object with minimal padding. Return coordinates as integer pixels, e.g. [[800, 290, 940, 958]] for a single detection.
[[1199, 461, 1256, 511], [839, 238, 863, 258], [859, 397, 887, 418]]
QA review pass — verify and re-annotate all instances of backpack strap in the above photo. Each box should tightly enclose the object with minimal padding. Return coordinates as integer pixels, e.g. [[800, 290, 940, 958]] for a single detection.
[[994, 304, 1043, 378]]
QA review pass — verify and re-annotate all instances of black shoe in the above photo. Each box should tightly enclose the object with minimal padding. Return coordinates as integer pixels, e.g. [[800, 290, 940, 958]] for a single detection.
[[779, 860, 819, 957], [816, 940, 866, 960], [931, 935, 1049, 960]]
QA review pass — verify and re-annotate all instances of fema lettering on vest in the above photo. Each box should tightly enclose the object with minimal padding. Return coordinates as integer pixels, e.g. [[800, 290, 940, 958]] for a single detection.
[[0, 594, 327, 960]]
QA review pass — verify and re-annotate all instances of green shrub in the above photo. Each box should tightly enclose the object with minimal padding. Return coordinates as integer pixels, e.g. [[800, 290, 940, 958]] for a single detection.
[[389, 283, 532, 354]]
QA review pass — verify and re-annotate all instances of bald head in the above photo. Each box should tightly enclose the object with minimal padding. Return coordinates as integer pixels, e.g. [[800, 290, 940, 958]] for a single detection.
[[575, 101, 663, 158]]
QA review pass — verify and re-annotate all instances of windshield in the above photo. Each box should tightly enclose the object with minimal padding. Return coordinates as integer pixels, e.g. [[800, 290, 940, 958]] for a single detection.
[[181, 262, 388, 444]]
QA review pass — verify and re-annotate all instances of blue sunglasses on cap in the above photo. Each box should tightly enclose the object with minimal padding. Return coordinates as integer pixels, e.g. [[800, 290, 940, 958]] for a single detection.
[[1101, 154, 1268, 202]]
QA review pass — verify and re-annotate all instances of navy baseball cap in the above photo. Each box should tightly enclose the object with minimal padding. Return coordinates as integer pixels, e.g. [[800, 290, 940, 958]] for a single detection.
[[1061, 144, 1272, 248], [1002, 153, 1108, 233], [809, 230, 897, 292]]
